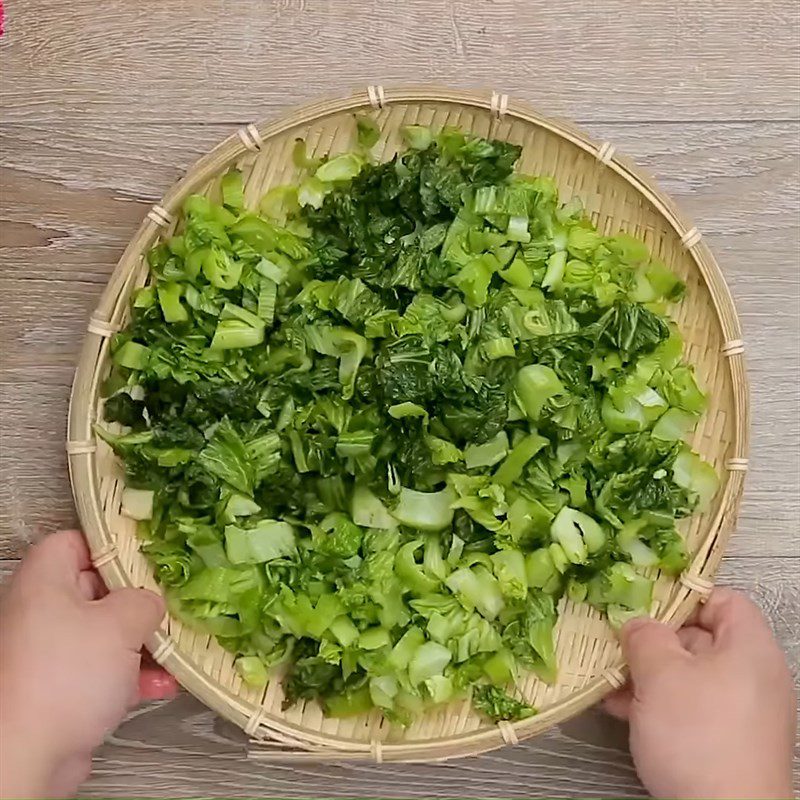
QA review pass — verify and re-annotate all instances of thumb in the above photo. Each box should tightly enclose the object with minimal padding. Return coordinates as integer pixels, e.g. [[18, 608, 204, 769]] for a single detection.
[[99, 588, 165, 649], [621, 617, 688, 686]]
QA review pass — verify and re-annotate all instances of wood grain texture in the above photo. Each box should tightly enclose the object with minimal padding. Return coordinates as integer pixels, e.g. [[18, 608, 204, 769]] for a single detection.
[[0, 0, 799, 124], [1, 0, 799, 795]]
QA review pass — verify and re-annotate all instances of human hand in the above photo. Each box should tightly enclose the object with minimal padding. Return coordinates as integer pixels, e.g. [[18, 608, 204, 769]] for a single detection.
[[0, 530, 178, 799], [605, 588, 796, 799]]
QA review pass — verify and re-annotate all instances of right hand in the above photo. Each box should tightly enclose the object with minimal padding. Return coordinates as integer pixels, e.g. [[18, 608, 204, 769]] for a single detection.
[[605, 588, 796, 799]]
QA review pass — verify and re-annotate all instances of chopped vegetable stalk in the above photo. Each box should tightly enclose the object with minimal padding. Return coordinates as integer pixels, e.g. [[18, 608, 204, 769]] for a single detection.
[[157, 282, 188, 323], [542, 250, 567, 289], [483, 337, 516, 360], [651, 527, 689, 575], [329, 616, 359, 647], [391, 486, 456, 531], [494, 433, 548, 486], [259, 186, 300, 220], [369, 675, 398, 709], [316, 153, 365, 183], [356, 115, 381, 149], [235, 656, 268, 687], [673, 449, 719, 511], [255, 257, 288, 284], [423, 533, 448, 581], [221, 169, 245, 210], [257, 278, 277, 325], [359, 627, 391, 650], [617, 519, 659, 567], [548, 543, 570, 574], [112, 340, 151, 370], [515, 365, 564, 420], [298, 177, 329, 208], [395, 540, 440, 594], [491, 549, 528, 600], [506, 215, 530, 243], [587, 562, 654, 624], [324, 687, 373, 718], [220, 302, 266, 329], [425, 674, 454, 704], [401, 125, 433, 150], [292, 138, 321, 171], [652, 407, 697, 441], [499, 256, 533, 288], [408, 641, 451, 685], [445, 566, 505, 620], [550, 507, 605, 564], [483, 648, 517, 684], [224, 520, 296, 564], [351, 486, 398, 530], [224, 493, 261, 520], [388, 626, 425, 670], [464, 432, 509, 469], [209, 319, 265, 350], [566, 577, 588, 603], [388, 402, 429, 421], [305, 326, 367, 399], [121, 487, 154, 520]]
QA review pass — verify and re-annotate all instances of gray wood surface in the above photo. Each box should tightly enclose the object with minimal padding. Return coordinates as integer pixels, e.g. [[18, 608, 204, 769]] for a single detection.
[[1, 1, 798, 797]]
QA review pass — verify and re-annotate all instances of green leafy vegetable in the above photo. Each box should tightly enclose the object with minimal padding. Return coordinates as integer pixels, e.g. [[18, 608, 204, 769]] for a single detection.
[[472, 685, 536, 722], [224, 520, 296, 564], [100, 120, 715, 725], [355, 115, 380, 150]]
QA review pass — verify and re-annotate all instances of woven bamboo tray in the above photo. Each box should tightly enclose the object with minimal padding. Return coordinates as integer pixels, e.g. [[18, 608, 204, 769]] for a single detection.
[[67, 86, 749, 762]]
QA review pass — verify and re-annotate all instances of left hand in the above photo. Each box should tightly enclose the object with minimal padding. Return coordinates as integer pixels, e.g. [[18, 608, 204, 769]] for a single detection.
[[0, 530, 178, 799]]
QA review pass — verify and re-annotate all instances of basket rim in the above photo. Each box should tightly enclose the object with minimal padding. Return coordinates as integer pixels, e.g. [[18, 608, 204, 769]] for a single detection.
[[67, 85, 750, 760]]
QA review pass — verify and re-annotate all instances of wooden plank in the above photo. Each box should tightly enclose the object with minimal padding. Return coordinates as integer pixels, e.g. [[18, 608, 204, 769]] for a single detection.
[[3, 556, 792, 799], [2, 121, 798, 559], [0, 370, 79, 551], [0, 0, 798, 124]]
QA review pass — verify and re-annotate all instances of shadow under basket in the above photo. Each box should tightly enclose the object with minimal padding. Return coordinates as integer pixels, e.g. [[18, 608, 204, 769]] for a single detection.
[[67, 86, 749, 763]]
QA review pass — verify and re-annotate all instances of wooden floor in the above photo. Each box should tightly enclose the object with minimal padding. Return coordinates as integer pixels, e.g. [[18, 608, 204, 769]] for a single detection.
[[1, 1, 798, 796]]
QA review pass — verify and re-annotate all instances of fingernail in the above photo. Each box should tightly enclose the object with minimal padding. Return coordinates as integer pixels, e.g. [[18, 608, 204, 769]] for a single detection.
[[139, 670, 179, 701]]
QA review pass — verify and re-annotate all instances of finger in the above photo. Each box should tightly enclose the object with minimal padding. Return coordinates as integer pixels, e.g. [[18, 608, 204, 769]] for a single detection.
[[684, 602, 702, 627], [47, 751, 92, 797], [621, 617, 688, 686], [98, 588, 165, 649], [77, 570, 107, 601], [694, 588, 771, 649], [138, 666, 179, 702], [20, 530, 91, 588], [602, 684, 632, 721], [677, 624, 714, 654]]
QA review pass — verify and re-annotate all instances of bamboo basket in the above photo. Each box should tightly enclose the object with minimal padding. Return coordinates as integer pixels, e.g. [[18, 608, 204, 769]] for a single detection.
[[67, 86, 749, 762]]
